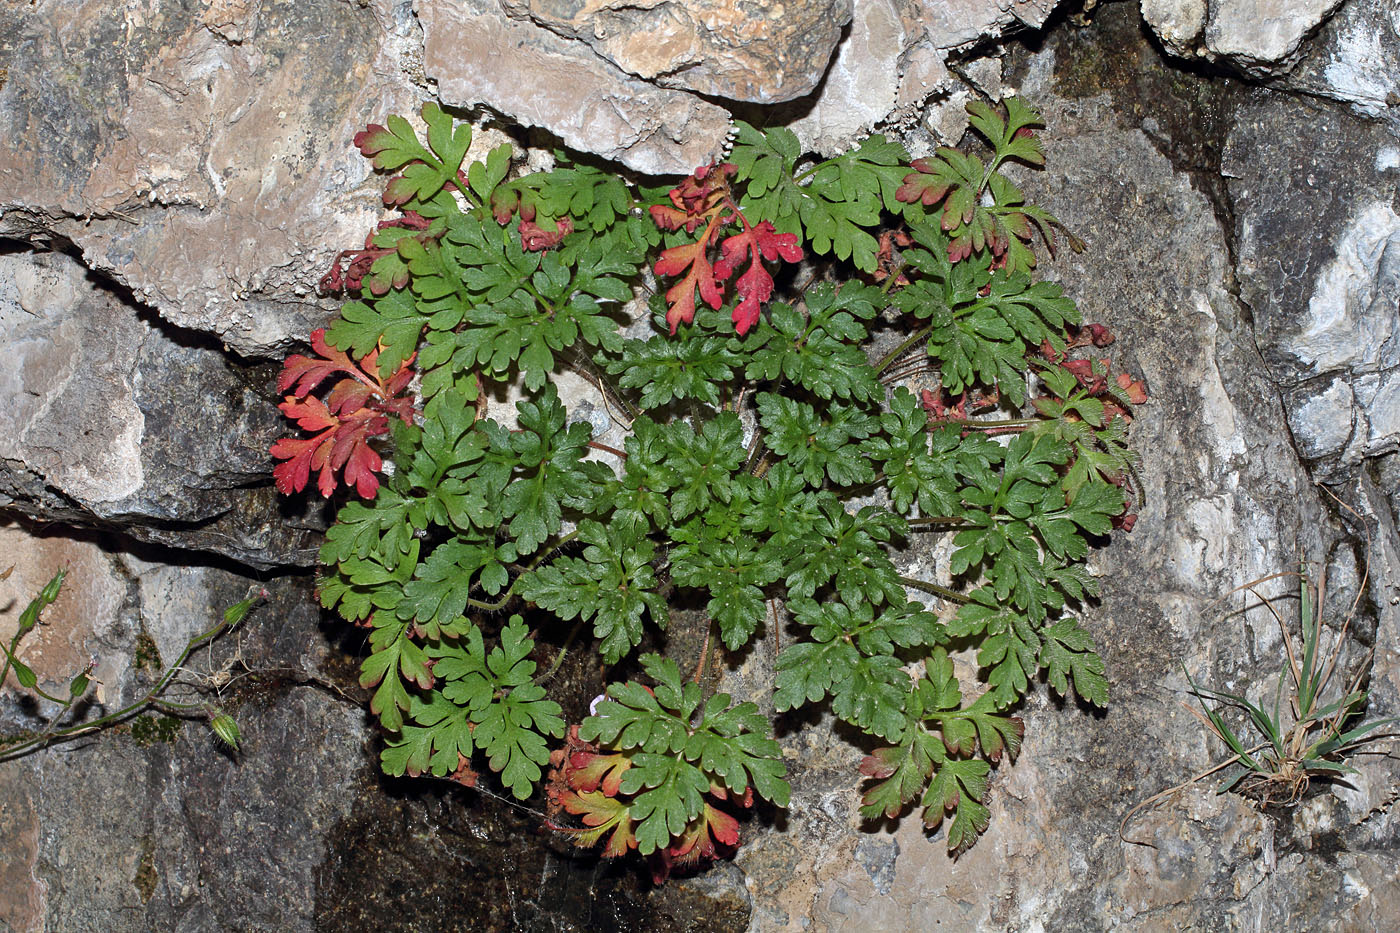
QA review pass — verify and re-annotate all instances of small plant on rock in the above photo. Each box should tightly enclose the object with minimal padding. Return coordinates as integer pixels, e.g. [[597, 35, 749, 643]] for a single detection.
[[275, 99, 1145, 871], [0, 568, 260, 759], [1185, 562, 1397, 808]]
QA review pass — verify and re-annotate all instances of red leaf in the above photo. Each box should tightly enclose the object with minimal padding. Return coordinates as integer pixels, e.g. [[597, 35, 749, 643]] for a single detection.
[[666, 802, 740, 865], [353, 123, 393, 161], [272, 330, 416, 499], [1116, 371, 1148, 404], [649, 202, 694, 232], [520, 215, 574, 251], [449, 756, 479, 788], [326, 378, 376, 416], [650, 163, 736, 233], [278, 330, 366, 397], [655, 231, 724, 333], [858, 747, 901, 780], [566, 748, 632, 797], [277, 395, 339, 433], [270, 430, 332, 496], [556, 790, 638, 858], [490, 186, 520, 224], [712, 220, 803, 335], [728, 261, 773, 335], [333, 413, 387, 499], [919, 388, 968, 423], [895, 157, 952, 207]]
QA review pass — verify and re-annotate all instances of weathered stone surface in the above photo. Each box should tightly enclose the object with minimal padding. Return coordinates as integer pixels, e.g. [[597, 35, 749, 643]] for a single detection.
[[1140, 0, 1207, 57], [420, 0, 735, 175], [789, 0, 1056, 155], [1224, 93, 1400, 472], [789, 0, 911, 154], [732, 9, 1399, 928], [1141, 0, 1347, 75], [2, 1, 1399, 929], [1, 544, 411, 931], [911, 0, 1059, 50], [502, 0, 851, 103], [1269, 0, 1400, 127], [0, 527, 127, 700], [0, 0, 423, 357], [0, 248, 322, 569], [1222, 87, 1400, 831], [1205, 0, 1345, 73]]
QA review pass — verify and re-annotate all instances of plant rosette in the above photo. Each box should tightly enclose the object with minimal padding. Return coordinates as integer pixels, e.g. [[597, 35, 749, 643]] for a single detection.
[[273, 99, 1146, 872]]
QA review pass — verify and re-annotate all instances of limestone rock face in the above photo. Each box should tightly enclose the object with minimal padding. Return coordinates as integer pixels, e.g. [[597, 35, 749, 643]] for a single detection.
[[1224, 94, 1400, 473], [418, 0, 736, 175], [1, 0, 1399, 930], [0, 249, 322, 569], [1141, 0, 1347, 75], [789, 0, 1059, 155], [0, 556, 371, 933], [1269, 0, 1400, 126], [0, 0, 1065, 359], [500, 0, 853, 103], [0, 0, 418, 357]]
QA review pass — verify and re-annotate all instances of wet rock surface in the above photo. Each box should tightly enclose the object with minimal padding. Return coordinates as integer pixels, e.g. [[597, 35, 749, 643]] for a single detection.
[[1, 1, 1398, 931]]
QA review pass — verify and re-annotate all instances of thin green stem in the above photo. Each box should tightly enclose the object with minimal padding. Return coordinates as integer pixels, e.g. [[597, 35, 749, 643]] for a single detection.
[[792, 157, 837, 186], [534, 618, 586, 686], [898, 576, 970, 604], [466, 528, 583, 612], [451, 170, 483, 211], [518, 279, 553, 314], [874, 325, 933, 377], [905, 516, 967, 528], [26, 684, 68, 705], [0, 602, 256, 761], [0, 640, 15, 692], [150, 698, 210, 713]]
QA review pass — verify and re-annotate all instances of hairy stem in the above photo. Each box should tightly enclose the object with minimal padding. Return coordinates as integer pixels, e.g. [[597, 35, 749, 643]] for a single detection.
[[0, 594, 262, 761], [874, 325, 933, 376], [898, 576, 970, 604]]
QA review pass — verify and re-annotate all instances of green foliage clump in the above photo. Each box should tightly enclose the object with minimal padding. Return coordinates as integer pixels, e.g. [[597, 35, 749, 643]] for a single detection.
[[277, 99, 1145, 866]]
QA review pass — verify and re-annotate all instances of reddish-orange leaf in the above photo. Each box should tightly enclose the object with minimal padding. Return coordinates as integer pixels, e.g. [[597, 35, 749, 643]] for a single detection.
[[655, 229, 725, 333], [1116, 371, 1148, 404]]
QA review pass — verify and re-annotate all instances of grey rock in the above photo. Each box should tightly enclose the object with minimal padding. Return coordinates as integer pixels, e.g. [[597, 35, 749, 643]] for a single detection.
[[730, 8, 1399, 927], [789, 0, 911, 154], [1269, 0, 1400, 127], [0, 248, 322, 569], [1140, 0, 1207, 57], [913, 0, 1060, 50], [0, 0, 423, 358], [501, 0, 852, 103], [2, 1, 1399, 929], [1, 567, 370, 933], [1141, 0, 1348, 76], [1224, 93, 1400, 472], [1206, 0, 1346, 75], [789, 0, 1056, 156], [1223, 87, 1400, 832], [419, 0, 735, 175]]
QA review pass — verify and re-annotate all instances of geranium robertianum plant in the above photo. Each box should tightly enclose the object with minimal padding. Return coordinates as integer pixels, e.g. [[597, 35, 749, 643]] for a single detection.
[[272, 98, 1145, 873]]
